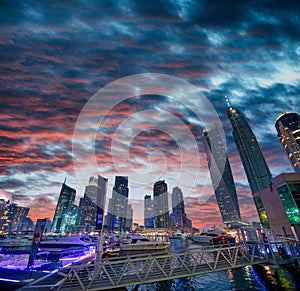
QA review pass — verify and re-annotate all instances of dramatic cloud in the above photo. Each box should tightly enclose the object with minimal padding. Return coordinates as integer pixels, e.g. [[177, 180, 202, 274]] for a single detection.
[[1, 0, 300, 228]]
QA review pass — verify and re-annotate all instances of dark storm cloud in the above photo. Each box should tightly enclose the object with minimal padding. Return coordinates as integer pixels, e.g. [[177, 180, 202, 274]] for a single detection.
[[1, 0, 300, 226], [0, 0, 26, 25], [0, 178, 27, 189]]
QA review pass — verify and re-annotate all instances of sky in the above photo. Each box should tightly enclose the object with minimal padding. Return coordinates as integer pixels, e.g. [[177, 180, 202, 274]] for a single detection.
[[1, 0, 300, 229]]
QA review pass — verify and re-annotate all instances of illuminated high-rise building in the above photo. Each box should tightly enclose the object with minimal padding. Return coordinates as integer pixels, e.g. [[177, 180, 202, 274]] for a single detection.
[[171, 187, 184, 228], [76, 175, 107, 231], [0, 203, 29, 232], [144, 195, 154, 228], [275, 112, 300, 172], [227, 99, 272, 227], [126, 204, 133, 231], [106, 176, 129, 232], [253, 173, 300, 239], [170, 187, 192, 230], [51, 180, 76, 233], [203, 127, 241, 226], [153, 180, 170, 229]]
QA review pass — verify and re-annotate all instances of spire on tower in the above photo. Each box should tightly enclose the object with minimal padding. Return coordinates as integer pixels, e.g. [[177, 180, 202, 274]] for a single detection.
[[224, 95, 231, 108]]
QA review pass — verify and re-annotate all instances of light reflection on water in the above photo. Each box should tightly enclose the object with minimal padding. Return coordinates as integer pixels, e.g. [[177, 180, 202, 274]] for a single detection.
[[127, 238, 300, 291]]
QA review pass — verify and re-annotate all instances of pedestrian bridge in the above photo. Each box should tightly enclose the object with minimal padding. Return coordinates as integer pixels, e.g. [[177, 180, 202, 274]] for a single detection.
[[20, 242, 271, 290]]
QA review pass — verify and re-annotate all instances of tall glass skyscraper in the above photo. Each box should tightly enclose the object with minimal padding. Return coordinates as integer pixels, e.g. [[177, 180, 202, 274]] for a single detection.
[[106, 176, 129, 232], [144, 195, 154, 228], [227, 102, 272, 227], [275, 112, 300, 172], [203, 127, 241, 226], [76, 175, 107, 231], [153, 180, 170, 229], [51, 180, 76, 233], [170, 187, 192, 230], [171, 187, 185, 228]]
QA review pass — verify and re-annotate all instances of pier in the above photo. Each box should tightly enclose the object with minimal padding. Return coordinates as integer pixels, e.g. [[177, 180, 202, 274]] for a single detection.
[[10, 237, 300, 290], [18, 242, 270, 290]]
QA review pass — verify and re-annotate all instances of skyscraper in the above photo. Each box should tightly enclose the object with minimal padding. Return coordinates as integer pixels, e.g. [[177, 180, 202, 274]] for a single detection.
[[253, 173, 300, 239], [275, 112, 300, 172], [203, 128, 241, 226], [153, 180, 170, 229], [76, 175, 107, 231], [0, 203, 30, 232], [51, 180, 76, 233], [106, 176, 129, 232], [76, 177, 97, 228], [170, 187, 192, 230], [126, 204, 133, 231], [105, 198, 113, 230], [96, 175, 108, 231], [144, 195, 154, 228], [227, 101, 272, 227]]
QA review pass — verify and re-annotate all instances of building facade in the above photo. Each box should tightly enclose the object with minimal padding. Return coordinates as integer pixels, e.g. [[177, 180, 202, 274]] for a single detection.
[[170, 187, 192, 230], [275, 112, 300, 172], [253, 173, 300, 240], [36, 218, 52, 234], [203, 128, 241, 227], [106, 176, 129, 232], [227, 105, 272, 227], [0, 203, 30, 232], [126, 204, 133, 231], [51, 181, 76, 233], [76, 175, 107, 232], [144, 195, 154, 228], [153, 180, 170, 229]]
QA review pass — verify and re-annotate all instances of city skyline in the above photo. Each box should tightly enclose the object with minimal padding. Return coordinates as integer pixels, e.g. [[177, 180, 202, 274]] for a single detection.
[[1, 1, 300, 228]]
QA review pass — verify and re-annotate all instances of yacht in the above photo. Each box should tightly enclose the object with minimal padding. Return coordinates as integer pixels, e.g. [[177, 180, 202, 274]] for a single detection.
[[59, 246, 96, 267], [120, 235, 171, 252], [0, 251, 51, 271], [170, 232, 186, 240], [0, 235, 33, 253], [191, 232, 220, 244], [102, 245, 121, 258], [0, 238, 32, 248], [39, 234, 96, 253]]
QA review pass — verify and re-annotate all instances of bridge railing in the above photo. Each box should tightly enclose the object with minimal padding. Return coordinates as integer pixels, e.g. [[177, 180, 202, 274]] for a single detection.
[[45, 243, 266, 290], [238, 237, 300, 265]]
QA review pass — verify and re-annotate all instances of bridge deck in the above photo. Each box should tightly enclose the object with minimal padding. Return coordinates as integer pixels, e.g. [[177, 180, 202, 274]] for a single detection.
[[19, 243, 268, 290]]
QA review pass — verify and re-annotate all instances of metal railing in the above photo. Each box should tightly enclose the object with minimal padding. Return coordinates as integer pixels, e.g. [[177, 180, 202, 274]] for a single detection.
[[20, 242, 268, 290]]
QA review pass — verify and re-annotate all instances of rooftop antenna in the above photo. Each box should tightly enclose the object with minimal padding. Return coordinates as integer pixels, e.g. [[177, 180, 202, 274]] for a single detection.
[[63, 177, 67, 184], [224, 95, 231, 109]]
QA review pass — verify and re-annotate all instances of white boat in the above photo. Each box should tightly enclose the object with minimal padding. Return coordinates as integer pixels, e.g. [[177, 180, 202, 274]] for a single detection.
[[102, 246, 121, 258], [191, 232, 220, 244], [0, 236, 33, 253], [0, 238, 32, 248], [120, 235, 171, 252], [170, 232, 186, 240], [39, 234, 96, 253], [59, 247, 96, 267], [0, 252, 51, 271]]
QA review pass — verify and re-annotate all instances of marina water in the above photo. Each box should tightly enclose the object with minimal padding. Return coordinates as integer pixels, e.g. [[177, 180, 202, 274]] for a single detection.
[[126, 239, 300, 291]]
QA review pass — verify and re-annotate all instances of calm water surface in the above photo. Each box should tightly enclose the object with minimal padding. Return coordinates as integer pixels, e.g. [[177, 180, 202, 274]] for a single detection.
[[127, 239, 300, 291]]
